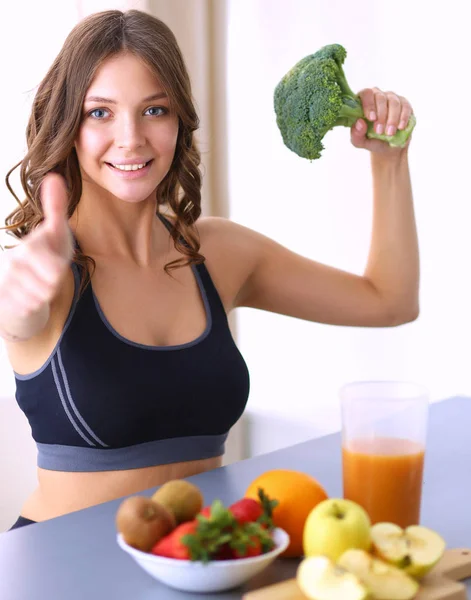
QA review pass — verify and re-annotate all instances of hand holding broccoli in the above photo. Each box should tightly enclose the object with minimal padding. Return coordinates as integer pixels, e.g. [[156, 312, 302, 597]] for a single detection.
[[350, 87, 414, 155], [274, 44, 415, 160]]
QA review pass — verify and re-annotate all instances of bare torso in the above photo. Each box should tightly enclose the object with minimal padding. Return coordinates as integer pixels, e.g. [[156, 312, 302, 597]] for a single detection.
[[7, 216, 253, 522], [22, 457, 222, 521]]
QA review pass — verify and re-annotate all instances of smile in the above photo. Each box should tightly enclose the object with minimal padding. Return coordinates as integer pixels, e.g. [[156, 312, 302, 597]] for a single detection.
[[108, 160, 152, 171], [105, 160, 154, 178]]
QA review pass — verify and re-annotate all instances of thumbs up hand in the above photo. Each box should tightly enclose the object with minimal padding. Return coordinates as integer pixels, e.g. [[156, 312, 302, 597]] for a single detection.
[[0, 173, 73, 340]]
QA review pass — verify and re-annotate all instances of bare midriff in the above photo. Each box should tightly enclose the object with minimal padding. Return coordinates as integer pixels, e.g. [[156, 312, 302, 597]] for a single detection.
[[20, 455, 222, 522]]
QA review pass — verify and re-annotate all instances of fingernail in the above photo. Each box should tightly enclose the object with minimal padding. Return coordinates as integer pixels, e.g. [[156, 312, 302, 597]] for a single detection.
[[399, 120, 406, 130], [375, 123, 384, 135], [386, 125, 396, 136], [369, 111, 377, 121], [355, 120, 363, 132]]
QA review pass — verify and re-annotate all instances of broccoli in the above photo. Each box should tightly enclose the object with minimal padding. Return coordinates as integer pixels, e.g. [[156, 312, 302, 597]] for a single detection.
[[274, 44, 416, 160]]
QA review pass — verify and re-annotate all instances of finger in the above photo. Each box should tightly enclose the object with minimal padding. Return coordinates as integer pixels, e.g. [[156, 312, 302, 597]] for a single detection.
[[385, 92, 402, 137], [38, 173, 73, 260], [351, 118, 368, 147], [398, 96, 413, 130], [26, 247, 68, 288], [40, 173, 69, 233], [373, 88, 388, 135], [4, 272, 48, 315], [358, 88, 377, 121], [7, 263, 53, 305], [15, 241, 68, 288]]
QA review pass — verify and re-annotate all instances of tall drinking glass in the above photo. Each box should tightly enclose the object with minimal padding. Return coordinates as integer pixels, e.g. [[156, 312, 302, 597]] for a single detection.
[[341, 381, 429, 527]]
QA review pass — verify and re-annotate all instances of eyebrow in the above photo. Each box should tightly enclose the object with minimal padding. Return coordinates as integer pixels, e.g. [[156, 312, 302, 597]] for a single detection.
[[84, 92, 168, 104]]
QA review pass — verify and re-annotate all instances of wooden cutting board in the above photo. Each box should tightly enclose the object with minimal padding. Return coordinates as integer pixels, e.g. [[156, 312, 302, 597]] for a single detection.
[[243, 549, 471, 600]]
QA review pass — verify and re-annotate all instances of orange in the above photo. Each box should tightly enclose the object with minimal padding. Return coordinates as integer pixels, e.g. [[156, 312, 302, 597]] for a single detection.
[[245, 469, 328, 557]]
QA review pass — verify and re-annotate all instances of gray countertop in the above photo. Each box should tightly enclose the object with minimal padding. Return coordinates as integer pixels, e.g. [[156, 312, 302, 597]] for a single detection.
[[0, 396, 469, 600]]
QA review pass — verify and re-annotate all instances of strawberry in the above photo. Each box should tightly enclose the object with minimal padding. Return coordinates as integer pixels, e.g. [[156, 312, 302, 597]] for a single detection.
[[152, 500, 234, 563], [151, 520, 198, 559], [228, 521, 275, 559], [152, 499, 277, 563], [232, 535, 263, 558], [229, 489, 279, 529], [229, 498, 263, 525]]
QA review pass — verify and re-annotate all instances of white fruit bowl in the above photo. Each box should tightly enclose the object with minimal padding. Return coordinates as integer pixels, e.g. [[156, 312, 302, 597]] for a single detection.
[[117, 527, 290, 593]]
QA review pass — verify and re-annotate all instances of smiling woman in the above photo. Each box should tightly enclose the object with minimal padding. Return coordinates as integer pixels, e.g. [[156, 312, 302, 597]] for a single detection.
[[0, 10, 248, 526], [0, 8, 420, 529]]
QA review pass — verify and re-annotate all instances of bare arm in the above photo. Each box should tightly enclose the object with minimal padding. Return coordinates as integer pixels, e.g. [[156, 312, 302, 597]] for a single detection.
[[224, 88, 419, 327], [232, 148, 417, 326], [363, 148, 418, 321]]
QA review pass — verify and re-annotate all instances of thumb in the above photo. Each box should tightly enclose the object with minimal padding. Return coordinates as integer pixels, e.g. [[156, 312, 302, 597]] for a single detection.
[[40, 173, 69, 233]]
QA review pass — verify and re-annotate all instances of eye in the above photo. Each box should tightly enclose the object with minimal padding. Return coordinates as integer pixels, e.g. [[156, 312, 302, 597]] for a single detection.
[[88, 108, 110, 119], [145, 106, 168, 117]]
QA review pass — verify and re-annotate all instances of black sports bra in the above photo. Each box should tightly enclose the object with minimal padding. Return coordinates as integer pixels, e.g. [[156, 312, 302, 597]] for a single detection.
[[14, 223, 250, 472]]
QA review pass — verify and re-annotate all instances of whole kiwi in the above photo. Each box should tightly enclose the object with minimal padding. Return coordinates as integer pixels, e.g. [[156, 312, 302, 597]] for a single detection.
[[116, 495, 176, 552], [151, 480, 204, 524]]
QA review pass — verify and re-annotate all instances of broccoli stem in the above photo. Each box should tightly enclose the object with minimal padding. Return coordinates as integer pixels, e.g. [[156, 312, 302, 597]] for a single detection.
[[333, 62, 416, 148], [366, 114, 416, 148], [334, 64, 358, 100], [335, 98, 364, 127]]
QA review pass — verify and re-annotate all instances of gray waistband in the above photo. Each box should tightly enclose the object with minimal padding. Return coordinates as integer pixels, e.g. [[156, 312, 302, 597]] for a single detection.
[[36, 433, 228, 472]]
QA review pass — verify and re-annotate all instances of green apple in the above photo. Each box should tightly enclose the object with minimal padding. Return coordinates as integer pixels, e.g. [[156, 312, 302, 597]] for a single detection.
[[297, 555, 371, 600], [370, 522, 446, 579], [338, 549, 419, 600], [303, 498, 372, 561]]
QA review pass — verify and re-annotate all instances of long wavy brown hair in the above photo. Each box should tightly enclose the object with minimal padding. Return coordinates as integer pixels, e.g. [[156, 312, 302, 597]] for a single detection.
[[3, 9, 204, 289]]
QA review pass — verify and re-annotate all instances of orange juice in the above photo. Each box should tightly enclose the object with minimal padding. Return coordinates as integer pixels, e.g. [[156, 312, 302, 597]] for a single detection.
[[342, 437, 425, 527]]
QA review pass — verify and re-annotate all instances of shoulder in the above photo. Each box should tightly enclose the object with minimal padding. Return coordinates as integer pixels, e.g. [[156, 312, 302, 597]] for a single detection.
[[197, 216, 269, 257], [196, 217, 268, 312], [196, 215, 241, 238]]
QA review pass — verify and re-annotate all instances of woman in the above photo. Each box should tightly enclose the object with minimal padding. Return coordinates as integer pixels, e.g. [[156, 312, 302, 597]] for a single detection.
[[0, 10, 418, 528]]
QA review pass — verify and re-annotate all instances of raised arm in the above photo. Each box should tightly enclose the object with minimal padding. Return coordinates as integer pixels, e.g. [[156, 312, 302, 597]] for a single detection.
[[228, 88, 419, 327]]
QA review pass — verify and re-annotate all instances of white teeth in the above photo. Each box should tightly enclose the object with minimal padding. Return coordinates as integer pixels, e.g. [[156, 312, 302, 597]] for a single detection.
[[112, 162, 147, 171]]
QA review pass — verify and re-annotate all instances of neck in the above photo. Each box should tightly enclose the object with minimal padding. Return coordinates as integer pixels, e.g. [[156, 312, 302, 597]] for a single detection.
[[70, 184, 170, 267]]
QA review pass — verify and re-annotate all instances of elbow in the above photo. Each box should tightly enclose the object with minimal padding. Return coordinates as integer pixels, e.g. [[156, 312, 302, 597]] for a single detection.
[[387, 302, 420, 327], [366, 279, 420, 326]]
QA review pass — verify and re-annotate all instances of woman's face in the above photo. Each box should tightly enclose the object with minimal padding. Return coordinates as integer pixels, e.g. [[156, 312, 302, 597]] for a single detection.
[[75, 52, 179, 205]]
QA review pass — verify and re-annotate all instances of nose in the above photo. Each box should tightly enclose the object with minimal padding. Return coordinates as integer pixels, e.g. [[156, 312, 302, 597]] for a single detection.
[[115, 115, 146, 151]]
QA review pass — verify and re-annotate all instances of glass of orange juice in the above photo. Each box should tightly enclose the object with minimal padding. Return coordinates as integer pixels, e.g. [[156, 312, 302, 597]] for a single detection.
[[341, 381, 429, 528]]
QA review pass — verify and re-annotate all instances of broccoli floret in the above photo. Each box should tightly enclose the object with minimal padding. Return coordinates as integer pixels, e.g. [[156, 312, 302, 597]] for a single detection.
[[274, 44, 416, 160]]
